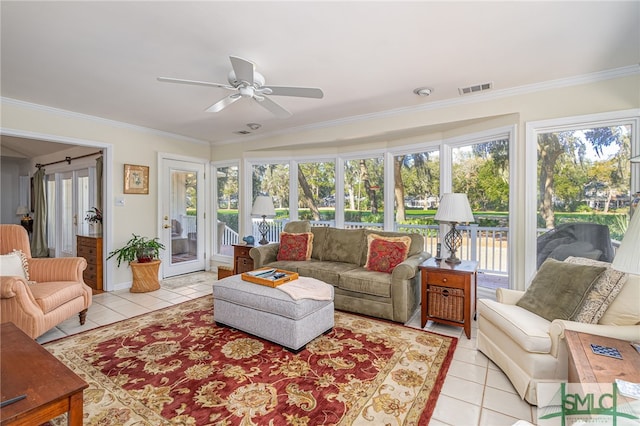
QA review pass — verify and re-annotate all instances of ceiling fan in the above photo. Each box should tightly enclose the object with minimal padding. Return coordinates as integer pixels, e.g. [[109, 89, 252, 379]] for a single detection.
[[158, 56, 323, 118]]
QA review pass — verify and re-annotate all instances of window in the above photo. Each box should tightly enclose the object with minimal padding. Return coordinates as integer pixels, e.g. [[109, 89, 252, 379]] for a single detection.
[[526, 111, 639, 284], [215, 164, 239, 256], [452, 139, 510, 290], [297, 160, 335, 226], [343, 156, 384, 229], [393, 149, 440, 252], [252, 162, 289, 241], [537, 126, 631, 236]]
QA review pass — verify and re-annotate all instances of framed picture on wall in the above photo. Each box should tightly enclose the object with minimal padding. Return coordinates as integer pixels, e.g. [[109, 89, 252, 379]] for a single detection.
[[124, 164, 149, 194]]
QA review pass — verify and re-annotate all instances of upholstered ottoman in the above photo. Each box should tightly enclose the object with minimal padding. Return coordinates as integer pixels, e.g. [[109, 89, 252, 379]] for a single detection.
[[212, 275, 334, 352]]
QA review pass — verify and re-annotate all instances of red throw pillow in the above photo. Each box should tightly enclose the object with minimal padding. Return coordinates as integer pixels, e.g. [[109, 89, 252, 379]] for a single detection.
[[365, 234, 411, 273], [277, 232, 314, 261]]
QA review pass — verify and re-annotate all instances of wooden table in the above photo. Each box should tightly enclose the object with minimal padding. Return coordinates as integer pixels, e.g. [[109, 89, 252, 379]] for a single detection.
[[0, 322, 88, 425], [233, 244, 254, 274], [419, 258, 478, 338], [566, 330, 640, 384]]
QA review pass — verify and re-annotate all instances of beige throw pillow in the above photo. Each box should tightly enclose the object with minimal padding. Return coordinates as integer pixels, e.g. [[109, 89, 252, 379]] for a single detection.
[[0, 250, 30, 280], [565, 256, 627, 324], [516, 258, 606, 322]]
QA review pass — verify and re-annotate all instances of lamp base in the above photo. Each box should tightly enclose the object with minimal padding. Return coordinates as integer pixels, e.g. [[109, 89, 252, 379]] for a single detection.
[[443, 222, 463, 265], [257, 216, 270, 245], [445, 255, 462, 264]]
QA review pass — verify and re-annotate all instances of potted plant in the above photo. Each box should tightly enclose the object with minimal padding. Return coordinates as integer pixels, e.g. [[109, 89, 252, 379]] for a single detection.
[[107, 233, 166, 267], [85, 207, 103, 234]]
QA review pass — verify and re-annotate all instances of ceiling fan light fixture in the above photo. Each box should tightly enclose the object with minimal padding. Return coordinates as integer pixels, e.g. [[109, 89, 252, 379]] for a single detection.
[[413, 87, 433, 97], [247, 123, 261, 130]]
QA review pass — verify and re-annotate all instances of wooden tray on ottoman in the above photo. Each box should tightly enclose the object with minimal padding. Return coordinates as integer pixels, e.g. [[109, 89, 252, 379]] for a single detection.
[[241, 268, 299, 287]]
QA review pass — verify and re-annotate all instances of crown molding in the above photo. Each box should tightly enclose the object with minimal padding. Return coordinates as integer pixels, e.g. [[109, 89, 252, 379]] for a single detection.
[[1, 97, 210, 146], [214, 65, 640, 147]]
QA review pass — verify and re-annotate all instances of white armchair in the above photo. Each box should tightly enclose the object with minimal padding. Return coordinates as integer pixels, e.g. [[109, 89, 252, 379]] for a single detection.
[[477, 274, 640, 405]]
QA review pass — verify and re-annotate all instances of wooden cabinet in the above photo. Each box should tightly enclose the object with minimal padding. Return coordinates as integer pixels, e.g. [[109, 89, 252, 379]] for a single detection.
[[77, 234, 103, 291], [419, 258, 477, 338], [233, 244, 254, 274]]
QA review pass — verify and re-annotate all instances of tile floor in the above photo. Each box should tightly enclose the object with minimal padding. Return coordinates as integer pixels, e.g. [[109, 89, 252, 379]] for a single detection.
[[37, 276, 537, 426]]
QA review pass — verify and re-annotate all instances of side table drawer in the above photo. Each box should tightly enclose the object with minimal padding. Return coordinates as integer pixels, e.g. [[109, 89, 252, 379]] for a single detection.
[[427, 271, 465, 287]]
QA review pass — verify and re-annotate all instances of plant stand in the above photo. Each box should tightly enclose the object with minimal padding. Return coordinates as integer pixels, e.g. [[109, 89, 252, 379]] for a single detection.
[[130, 260, 161, 292]]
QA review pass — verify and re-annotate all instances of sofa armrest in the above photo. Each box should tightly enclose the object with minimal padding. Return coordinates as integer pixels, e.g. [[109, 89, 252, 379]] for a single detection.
[[392, 251, 430, 280], [28, 257, 87, 283], [389, 252, 430, 323], [549, 319, 640, 357], [249, 243, 280, 269], [496, 288, 525, 305]]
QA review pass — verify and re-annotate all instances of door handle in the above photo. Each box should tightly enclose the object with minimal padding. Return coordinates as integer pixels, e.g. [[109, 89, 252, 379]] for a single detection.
[[163, 224, 171, 229]]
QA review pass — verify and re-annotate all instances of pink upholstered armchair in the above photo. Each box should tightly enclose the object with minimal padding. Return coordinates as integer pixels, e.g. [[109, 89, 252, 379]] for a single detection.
[[0, 224, 92, 338]]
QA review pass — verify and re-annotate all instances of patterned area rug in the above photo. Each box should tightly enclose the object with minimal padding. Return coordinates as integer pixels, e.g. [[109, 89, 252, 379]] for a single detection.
[[161, 271, 217, 290], [45, 296, 456, 425]]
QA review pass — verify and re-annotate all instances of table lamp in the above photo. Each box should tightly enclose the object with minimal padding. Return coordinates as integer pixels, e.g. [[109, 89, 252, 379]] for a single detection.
[[612, 206, 640, 276], [251, 195, 276, 245], [434, 193, 475, 264], [16, 206, 30, 219]]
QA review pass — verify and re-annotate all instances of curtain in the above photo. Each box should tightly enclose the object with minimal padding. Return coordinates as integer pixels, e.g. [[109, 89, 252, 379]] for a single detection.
[[96, 155, 103, 210], [31, 168, 48, 257]]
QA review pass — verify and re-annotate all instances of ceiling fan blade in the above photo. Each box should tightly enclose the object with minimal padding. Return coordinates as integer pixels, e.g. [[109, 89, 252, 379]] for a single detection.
[[255, 96, 292, 118], [157, 77, 233, 90], [229, 56, 255, 86], [262, 86, 324, 99], [206, 94, 241, 113]]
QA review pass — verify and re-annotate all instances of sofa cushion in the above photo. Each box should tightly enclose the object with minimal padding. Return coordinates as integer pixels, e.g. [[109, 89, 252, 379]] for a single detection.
[[516, 258, 605, 321], [277, 232, 314, 261], [564, 256, 627, 324], [339, 268, 393, 298], [29, 281, 86, 314], [322, 228, 365, 265], [364, 234, 411, 273], [479, 298, 552, 353], [599, 274, 640, 326], [310, 227, 328, 260], [296, 261, 359, 286], [283, 220, 311, 234]]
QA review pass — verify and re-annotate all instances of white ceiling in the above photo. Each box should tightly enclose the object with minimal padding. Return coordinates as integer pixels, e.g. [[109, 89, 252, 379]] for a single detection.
[[1, 1, 639, 148]]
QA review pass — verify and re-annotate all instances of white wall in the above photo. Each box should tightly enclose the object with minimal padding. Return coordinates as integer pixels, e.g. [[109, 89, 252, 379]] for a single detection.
[[1, 100, 211, 288]]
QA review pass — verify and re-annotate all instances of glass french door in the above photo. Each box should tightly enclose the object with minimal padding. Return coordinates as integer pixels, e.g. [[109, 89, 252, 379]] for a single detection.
[[161, 158, 206, 277], [46, 169, 90, 257]]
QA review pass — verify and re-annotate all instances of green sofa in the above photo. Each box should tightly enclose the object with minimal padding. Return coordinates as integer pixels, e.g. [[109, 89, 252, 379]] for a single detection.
[[249, 224, 430, 323]]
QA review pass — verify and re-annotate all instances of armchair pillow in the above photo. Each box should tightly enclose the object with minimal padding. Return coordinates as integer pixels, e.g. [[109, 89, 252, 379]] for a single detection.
[[365, 234, 411, 274], [277, 232, 314, 261], [516, 258, 606, 321], [564, 256, 627, 324], [0, 250, 30, 281]]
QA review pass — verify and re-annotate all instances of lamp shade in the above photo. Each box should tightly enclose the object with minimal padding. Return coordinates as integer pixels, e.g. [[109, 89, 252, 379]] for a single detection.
[[612, 209, 640, 275], [434, 193, 475, 223], [251, 195, 276, 217], [16, 206, 29, 216]]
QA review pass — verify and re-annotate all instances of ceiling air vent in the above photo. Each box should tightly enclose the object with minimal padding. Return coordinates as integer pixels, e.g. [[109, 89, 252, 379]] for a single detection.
[[458, 82, 493, 96], [234, 130, 252, 135]]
